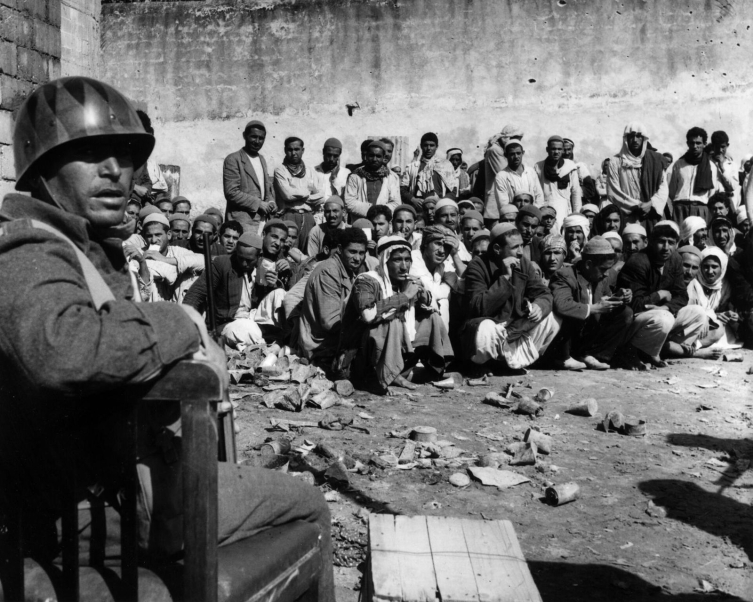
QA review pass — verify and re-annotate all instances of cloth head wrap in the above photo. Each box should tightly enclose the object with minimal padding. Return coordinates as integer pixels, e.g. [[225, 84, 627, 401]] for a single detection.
[[500, 204, 519, 218], [501, 124, 524, 138], [504, 140, 524, 152], [622, 223, 647, 237], [434, 198, 459, 215], [601, 231, 623, 248], [142, 214, 170, 229], [623, 122, 648, 138], [420, 132, 439, 145], [323, 137, 342, 150], [421, 225, 454, 246], [462, 210, 484, 224], [736, 206, 749, 223], [194, 214, 218, 230], [540, 233, 566, 252], [580, 204, 600, 215], [680, 216, 707, 242], [583, 236, 615, 256], [654, 220, 681, 237], [244, 120, 266, 134], [490, 222, 517, 245], [237, 232, 263, 250], [205, 207, 223, 219], [324, 195, 345, 208], [376, 235, 412, 255], [563, 138, 574, 146], [677, 245, 702, 259], [698, 247, 728, 291], [138, 205, 162, 220], [517, 205, 542, 221], [561, 213, 590, 239], [513, 192, 533, 204], [446, 148, 462, 159]]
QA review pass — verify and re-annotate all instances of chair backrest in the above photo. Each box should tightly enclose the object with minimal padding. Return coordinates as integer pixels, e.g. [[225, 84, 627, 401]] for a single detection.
[[0, 359, 224, 602]]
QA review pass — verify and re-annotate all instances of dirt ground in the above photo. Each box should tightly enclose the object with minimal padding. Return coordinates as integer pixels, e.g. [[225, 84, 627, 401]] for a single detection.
[[231, 352, 753, 602]]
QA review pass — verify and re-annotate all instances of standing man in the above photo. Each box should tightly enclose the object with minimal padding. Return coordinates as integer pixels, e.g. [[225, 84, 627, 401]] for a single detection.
[[274, 137, 324, 250], [483, 124, 524, 208], [306, 196, 348, 257], [535, 136, 582, 228], [515, 205, 542, 263], [345, 141, 400, 218], [707, 130, 740, 209], [400, 133, 443, 208], [223, 120, 276, 233], [669, 127, 723, 225], [490, 140, 544, 227], [607, 123, 668, 233], [313, 137, 350, 198], [563, 138, 599, 205], [1, 76, 334, 599]]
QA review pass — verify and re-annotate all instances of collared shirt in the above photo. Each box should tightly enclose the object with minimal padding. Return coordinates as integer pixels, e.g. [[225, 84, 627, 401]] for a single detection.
[[313, 163, 351, 198], [669, 158, 723, 204], [245, 152, 265, 201], [491, 164, 545, 219]]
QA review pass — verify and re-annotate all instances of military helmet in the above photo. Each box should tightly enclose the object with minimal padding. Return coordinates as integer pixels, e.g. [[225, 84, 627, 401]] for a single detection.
[[13, 76, 155, 191]]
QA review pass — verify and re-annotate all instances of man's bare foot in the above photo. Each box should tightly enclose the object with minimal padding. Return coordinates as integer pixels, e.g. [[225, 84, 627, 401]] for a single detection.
[[695, 347, 724, 360], [645, 355, 668, 368], [392, 374, 418, 390]]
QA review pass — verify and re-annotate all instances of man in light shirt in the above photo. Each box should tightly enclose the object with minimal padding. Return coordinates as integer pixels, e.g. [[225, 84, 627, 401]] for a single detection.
[[490, 140, 544, 226]]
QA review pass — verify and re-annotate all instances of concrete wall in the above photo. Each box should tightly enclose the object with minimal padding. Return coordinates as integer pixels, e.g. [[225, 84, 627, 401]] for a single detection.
[[101, 0, 753, 213], [61, 0, 101, 77], [0, 0, 61, 197]]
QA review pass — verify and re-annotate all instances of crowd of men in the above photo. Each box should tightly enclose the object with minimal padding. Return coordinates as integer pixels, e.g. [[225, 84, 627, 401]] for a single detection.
[[131, 117, 753, 393]]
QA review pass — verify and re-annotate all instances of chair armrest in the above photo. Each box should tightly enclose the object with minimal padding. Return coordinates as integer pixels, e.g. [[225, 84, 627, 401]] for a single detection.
[[143, 359, 225, 403]]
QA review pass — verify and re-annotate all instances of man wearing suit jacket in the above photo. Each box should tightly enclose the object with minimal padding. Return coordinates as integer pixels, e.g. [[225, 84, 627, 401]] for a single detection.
[[549, 236, 634, 371], [223, 120, 276, 233]]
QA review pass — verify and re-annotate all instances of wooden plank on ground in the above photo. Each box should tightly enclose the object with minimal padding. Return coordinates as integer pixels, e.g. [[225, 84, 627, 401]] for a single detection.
[[394, 515, 437, 602], [369, 514, 404, 601], [461, 519, 542, 602], [425, 516, 479, 602]]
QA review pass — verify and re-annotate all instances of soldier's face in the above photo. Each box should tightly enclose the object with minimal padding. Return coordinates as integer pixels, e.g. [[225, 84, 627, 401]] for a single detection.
[[40, 137, 134, 229]]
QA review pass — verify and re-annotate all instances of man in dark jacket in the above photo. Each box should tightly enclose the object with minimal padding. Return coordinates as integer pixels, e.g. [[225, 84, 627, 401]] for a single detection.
[[616, 221, 707, 366], [222, 120, 277, 232], [463, 222, 559, 369], [549, 236, 634, 370], [0, 77, 334, 600]]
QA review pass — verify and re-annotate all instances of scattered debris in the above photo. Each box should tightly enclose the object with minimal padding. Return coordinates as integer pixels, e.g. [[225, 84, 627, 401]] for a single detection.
[[467, 467, 530, 489], [524, 427, 552, 454], [622, 416, 647, 437], [335, 379, 355, 396], [567, 398, 598, 417], [318, 414, 353, 431], [483, 392, 513, 408], [410, 426, 438, 442], [515, 397, 543, 417], [545, 482, 580, 506], [723, 353, 743, 362], [509, 441, 537, 466], [535, 388, 554, 403], [398, 441, 417, 465], [646, 500, 667, 519], [449, 473, 471, 487], [451, 432, 470, 441], [324, 460, 350, 483], [260, 437, 291, 456], [602, 411, 625, 433]]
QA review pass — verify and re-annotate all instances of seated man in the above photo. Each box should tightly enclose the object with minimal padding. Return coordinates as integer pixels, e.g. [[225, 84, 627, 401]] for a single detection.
[[460, 209, 484, 256], [622, 223, 647, 260], [174, 214, 226, 256], [471, 229, 490, 257], [549, 236, 635, 370], [184, 221, 291, 349], [497, 203, 519, 225], [580, 203, 600, 233], [366, 204, 393, 256], [156, 197, 174, 218], [463, 223, 560, 370], [306, 195, 348, 257], [562, 213, 590, 264], [434, 198, 471, 269], [135, 213, 205, 302], [515, 205, 542, 262], [169, 215, 191, 245], [391, 203, 422, 249], [0, 76, 334, 599], [220, 219, 243, 254], [708, 215, 737, 255], [616, 221, 707, 367], [299, 228, 371, 367], [422, 195, 438, 226], [679, 245, 702, 286], [126, 198, 141, 221], [334, 236, 454, 394], [172, 195, 192, 218], [602, 231, 625, 272], [537, 233, 567, 286]]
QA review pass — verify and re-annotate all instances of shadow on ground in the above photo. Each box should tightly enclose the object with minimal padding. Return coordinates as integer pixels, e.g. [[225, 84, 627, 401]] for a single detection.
[[531, 560, 748, 601]]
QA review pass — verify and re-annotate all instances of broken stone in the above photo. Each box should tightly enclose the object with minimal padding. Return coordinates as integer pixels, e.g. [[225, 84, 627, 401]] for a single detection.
[[509, 441, 537, 466], [290, 363, 312, 384], [467, 467, 531, 489], [308, 390, 340, 410], [449, 473, 471, 487], [483, 392, 512, 408], [335, 379, 355, 396]]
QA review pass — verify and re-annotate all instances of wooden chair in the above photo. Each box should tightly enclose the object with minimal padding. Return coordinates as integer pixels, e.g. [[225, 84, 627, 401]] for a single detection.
[[0, 360, 322, 602]]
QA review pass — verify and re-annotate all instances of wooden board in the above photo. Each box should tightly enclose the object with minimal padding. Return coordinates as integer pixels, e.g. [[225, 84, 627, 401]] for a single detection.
[[394, 515, 437, 602], [425, 516, 478, 602], [461, 519, 542, 602], [369, 514, 404, 601]]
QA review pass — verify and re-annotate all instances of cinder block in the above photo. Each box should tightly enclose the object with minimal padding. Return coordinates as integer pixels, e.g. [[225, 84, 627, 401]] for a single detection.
[[17, 47, 47, 82], [0, 41, 17, 76], [0, 144, 14, 180], [33, 20, 60, 57], [0, 74, 33, 111], [2, 10, 34, 48], [0, 111, 13, 145]]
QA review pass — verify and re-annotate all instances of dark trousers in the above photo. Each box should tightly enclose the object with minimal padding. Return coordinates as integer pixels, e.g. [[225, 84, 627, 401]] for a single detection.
[[672, 201, 709, 226], [552, 306, 633, 362]]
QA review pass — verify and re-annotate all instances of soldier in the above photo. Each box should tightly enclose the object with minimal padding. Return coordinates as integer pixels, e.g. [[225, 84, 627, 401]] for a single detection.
[[0, 77, 334, 600]]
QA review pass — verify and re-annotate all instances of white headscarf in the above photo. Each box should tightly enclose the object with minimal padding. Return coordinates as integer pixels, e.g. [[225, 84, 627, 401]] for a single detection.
[[561, 213, 590, 240], [687, 247, 729, 315], [680, 216, 707, 244], [618, 122, 649, 169]]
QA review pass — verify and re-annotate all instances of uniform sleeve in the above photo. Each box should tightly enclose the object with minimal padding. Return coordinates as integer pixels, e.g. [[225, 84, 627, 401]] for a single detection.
[[0, 234, 200, 394]]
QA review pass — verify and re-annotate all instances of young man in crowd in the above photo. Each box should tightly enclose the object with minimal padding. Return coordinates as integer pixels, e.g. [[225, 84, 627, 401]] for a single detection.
[[490, 140, 544, 225], [679, 245, 702, 285], [306, 195, 348, 256], [172, 195, 192, 218], [535, 136, 582, 227], [463, 223, 560, 371], [401, 132, 444, 208], [460, 210, 485, 256], [345, 141, 401, 218], [537, 233, 567, 286], [313, 137, 350, 199], [223, 119, 276, 233], [169, 215, 191, 244], [515, 205, 542, 262], [220, 220, 244, 254], [174, 213, 226, 256], [622, 223, 648, 260], [391, 204, 421, 249]]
